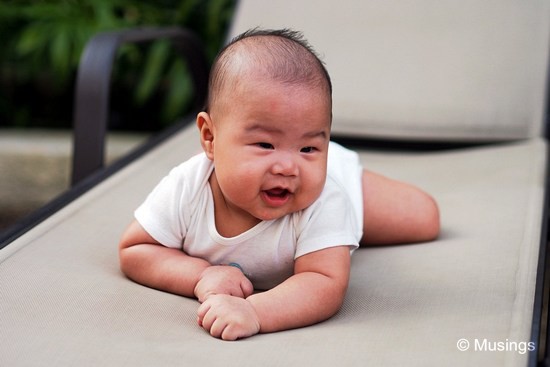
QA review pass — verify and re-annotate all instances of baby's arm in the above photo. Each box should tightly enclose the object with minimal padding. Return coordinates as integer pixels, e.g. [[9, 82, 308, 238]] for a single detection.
[[197, 245, 350, 340], [119, 220, 253, 301], [249, 245, 351, 331]]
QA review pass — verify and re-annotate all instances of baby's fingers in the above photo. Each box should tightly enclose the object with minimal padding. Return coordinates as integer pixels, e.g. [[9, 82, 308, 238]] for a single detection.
[[240, 277, 254, 299], [197, 301, 212, 328], [197, 301, 230, 339], [197, 295, 260, 341]]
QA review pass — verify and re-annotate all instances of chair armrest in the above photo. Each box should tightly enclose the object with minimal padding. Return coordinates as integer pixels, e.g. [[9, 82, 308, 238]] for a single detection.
[[71, 27, 209, 186]]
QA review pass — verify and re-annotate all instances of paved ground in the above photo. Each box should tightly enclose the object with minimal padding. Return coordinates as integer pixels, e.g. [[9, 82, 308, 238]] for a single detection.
[[0, 129, 147, 235]]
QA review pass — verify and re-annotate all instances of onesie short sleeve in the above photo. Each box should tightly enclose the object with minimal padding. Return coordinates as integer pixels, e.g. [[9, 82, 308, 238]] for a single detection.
[[134, 154, 212, 248], [293, 175, 361, 259]]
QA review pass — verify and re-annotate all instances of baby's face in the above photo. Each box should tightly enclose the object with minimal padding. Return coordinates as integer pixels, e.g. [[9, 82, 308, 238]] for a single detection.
[[201, 76, 331, 222]]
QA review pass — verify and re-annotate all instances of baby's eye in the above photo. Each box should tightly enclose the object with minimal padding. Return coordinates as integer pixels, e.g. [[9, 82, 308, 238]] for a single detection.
[[300, 146, 316, 153], [257, 142, 274, 150]]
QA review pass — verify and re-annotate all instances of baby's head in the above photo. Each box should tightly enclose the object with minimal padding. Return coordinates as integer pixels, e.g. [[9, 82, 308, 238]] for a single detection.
[[205, 28, 332, 117], [197, 29, 333, 222]]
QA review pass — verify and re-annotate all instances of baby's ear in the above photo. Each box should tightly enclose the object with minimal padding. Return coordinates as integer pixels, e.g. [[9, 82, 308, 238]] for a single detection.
[[196, 112, 215, 160]]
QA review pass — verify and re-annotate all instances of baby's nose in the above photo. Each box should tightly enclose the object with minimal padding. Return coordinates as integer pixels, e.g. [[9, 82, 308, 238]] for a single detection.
[[271, 153, 299, 177]]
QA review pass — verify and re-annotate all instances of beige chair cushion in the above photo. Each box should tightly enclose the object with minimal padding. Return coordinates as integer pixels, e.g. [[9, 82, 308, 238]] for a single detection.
[[0, 125, 546, 366], [230, 0, 550, 141]]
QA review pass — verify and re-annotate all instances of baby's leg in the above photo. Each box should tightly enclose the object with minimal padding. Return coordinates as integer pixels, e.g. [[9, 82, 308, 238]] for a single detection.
[[360, 169, 440, 246]]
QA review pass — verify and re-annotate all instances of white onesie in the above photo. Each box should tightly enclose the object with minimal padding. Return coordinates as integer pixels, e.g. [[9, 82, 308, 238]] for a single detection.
[[135, 141, 363, 290]]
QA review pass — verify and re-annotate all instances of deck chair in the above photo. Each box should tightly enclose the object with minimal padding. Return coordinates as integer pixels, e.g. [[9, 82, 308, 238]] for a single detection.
[[1, 1, 549, 366]]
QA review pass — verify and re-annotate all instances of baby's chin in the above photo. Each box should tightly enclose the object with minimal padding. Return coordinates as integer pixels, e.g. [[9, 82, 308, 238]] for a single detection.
[[253, 211, 289, 222], [253, 203, 313, 221]]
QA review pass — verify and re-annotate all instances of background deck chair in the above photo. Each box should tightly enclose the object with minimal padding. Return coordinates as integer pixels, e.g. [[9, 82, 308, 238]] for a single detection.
[[1, 1, 550, 366]]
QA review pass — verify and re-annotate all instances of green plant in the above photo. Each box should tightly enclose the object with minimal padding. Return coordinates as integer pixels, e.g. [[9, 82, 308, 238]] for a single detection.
[[0, 0, 235, 128]]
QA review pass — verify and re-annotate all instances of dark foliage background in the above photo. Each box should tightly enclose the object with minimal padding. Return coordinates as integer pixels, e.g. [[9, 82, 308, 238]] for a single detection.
[[0, 0, 236, 132]]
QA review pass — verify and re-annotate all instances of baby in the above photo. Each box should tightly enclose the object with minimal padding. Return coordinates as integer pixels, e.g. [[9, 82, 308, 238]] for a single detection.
[[119, 28, 439, 341]]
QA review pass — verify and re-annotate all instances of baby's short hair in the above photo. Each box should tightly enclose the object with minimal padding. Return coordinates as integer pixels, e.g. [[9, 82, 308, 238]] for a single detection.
[[205, 28, 332, 113]]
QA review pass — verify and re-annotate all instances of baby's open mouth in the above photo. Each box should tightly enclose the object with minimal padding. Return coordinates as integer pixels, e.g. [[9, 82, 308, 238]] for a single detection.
[[265, 188, 290, 198], [262, 187, 292, 206]]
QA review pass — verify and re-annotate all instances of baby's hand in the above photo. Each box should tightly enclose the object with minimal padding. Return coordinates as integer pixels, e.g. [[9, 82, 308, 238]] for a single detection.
[[197, 294, 261, 340], [194, 265, 254, 303]]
